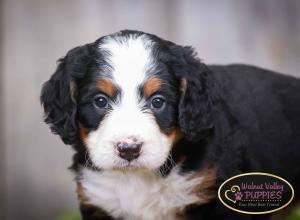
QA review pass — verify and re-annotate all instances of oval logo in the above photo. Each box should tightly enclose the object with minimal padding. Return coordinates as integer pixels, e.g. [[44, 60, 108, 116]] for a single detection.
[[218, 172, 294, 214]]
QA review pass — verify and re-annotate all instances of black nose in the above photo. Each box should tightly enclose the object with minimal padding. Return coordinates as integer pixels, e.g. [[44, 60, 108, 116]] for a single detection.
[[116, 140, 142, 161]]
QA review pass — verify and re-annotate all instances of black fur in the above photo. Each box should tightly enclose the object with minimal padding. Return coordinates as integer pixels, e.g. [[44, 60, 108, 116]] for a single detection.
[[41, 30, 300, 220], [160, 42, 217, 141], [41, 44, 93, 144]]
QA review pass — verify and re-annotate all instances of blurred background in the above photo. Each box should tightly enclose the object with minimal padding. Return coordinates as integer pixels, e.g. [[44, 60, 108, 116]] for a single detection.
[[0, 0, 300, 219]]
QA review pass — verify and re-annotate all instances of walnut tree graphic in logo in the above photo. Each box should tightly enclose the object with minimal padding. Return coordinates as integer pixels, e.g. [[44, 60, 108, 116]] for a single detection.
[[218, 173, 294, 214]]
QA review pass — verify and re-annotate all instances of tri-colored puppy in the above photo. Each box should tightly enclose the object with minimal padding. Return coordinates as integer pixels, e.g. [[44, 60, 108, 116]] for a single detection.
[[41, 30, 300, 220]]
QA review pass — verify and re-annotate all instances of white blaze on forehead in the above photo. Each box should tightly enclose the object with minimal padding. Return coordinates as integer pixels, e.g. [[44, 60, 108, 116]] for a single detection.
[[99, 35, 155, 101]]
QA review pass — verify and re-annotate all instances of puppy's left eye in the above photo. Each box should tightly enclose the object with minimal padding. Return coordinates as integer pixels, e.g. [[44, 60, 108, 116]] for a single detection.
[[94, 95, 108, 108], [151, 96, 165, 109]]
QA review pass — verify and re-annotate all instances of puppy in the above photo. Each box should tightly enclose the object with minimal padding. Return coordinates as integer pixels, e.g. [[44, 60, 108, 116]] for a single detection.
[[41, 30, 300, 220]]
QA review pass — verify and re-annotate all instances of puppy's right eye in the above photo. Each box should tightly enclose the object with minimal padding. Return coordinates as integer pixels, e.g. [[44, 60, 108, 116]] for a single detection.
[[151, 97, 165, 109], [94, 95, 108, 108]]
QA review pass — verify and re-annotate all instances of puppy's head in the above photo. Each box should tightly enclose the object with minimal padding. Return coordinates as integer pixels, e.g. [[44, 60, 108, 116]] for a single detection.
[[41, 30, 214, 170]]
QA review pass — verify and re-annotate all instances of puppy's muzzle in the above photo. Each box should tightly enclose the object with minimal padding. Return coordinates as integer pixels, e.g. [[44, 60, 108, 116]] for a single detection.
[[116, 137, 143, 161]]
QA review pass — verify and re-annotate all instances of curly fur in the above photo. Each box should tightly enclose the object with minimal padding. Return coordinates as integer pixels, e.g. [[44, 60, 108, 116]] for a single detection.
[[41, 30, 300, 220]]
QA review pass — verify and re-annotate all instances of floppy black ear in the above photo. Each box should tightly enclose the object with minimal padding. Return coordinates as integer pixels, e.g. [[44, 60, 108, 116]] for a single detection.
[[168, 45, 216, 141], [40, 45, 92, 145]]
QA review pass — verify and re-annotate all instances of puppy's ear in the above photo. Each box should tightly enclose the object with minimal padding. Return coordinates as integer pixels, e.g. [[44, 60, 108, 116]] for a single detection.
[[40, 45, 92, 145], [168, 45, 216, 141]]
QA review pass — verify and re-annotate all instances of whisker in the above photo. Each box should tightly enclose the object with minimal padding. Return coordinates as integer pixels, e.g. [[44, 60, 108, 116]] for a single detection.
[[159, 154, 177, 176]]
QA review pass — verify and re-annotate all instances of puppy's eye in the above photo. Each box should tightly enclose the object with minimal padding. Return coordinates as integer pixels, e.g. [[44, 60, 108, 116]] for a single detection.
[[94, 95, 108, 108], [151, 96, 165, 109]]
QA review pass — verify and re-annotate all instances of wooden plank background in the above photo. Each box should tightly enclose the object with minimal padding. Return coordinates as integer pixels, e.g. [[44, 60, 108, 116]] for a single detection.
[[1, 0, 299, 219]]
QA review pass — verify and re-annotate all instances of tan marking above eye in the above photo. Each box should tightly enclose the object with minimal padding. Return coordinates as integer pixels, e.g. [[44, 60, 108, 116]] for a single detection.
[[97, 78, 117, 97], [144, 76, 163, 97]]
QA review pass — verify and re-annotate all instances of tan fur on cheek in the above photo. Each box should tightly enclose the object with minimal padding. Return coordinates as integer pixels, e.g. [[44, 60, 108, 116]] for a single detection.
[[79, 126, 89, 142], [97, 78, 117, 97], [144, 76, 162, 97], [164, 128, 183, 145]]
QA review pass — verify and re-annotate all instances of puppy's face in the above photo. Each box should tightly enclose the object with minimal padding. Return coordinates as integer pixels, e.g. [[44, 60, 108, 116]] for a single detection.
[[78, 35, 180, 170], [41, 30, 213, 171]]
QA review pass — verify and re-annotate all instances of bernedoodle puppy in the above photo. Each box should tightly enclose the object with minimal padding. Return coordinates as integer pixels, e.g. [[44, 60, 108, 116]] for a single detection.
[[41, 30, 300, 220]]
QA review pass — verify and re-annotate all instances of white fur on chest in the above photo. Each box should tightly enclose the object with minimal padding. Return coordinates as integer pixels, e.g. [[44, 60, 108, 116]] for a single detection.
[[79, 167, 206, 220]]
